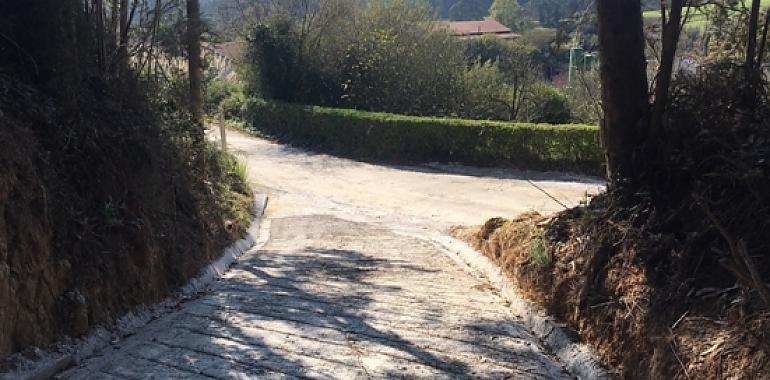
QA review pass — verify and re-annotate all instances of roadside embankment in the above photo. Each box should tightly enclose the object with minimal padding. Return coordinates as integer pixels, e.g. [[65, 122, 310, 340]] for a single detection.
[[452, 201, 770, 379], [0, 74, 254, 367]]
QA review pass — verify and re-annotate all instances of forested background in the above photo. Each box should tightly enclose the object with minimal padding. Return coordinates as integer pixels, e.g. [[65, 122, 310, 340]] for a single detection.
[[199, 0, 606, 125]]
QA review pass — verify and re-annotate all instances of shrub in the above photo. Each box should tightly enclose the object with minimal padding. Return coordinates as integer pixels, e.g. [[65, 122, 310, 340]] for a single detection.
[[204, 142, 253, 228], [245, 100, 602, 175], [522, 84, 572, 124], [528, 231, 552, 268], [462, 61, 513, 120], [205, 77, 231, 115], [204, 76, 247, 119], [220, 87, 247, 119]]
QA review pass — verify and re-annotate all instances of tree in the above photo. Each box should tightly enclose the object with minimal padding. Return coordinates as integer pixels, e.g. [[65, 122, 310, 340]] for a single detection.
[[596, 0, 650, 188], [462, 37, 545, 121], [449, 0, 490, 21], [747, 0, 761, 69], [497, 41, 540, 120], [246, 21, 300, 101], [187, 0, 204, 125], [428, 0, 455, 18], [340, 0, 466, 115], [490, 0, 529, 32], [187, 0, 205, 172], [118, 0, 129, 73], [462, 62, 512, 119], [244, 0, 467, 117], [650, 0, 684, 140]]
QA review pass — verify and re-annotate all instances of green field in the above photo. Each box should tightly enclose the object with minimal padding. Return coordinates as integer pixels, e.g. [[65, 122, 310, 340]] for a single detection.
[[643, 1, 770, 30]]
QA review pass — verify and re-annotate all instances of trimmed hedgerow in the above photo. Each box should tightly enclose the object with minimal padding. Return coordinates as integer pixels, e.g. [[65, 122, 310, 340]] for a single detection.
[[245, 100, 603, 175]]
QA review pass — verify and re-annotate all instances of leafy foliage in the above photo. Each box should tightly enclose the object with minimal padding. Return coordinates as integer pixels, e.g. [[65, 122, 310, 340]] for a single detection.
[[449, 0, 492, 20], [244, 19, 302, 101], [490, 0, 531, 31], [523, 84, 572, 123], [528, 230, 552, 267], [245, 0, 466, 117], [240, 0, 584, 124], [462, 36, 571, 123], [662, 62, 770, 266]]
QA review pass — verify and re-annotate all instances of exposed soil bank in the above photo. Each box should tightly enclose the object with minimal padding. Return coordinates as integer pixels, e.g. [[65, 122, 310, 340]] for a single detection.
[[452, 202, 770, 379], [0, 75, 253, 365]]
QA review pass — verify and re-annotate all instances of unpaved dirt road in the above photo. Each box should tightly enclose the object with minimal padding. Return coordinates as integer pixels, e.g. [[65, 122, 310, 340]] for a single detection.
[[59, 129, 602, 379]]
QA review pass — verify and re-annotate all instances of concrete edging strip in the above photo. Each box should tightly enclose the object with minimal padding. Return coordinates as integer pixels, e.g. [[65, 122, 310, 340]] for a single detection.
[[432, 234, 615, 380], [2, 193, 269, 380]]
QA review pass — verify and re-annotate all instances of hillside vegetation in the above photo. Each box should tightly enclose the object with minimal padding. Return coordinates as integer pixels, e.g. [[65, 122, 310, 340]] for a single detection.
[[0, 0, 253, 362]]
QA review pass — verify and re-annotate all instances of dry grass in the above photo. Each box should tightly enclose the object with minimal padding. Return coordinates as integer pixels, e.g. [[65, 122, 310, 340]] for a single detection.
[[452, 201, 770, 379]]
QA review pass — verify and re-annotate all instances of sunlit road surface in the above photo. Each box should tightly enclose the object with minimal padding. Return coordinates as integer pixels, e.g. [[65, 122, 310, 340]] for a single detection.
[[59, 128, 602, 379]]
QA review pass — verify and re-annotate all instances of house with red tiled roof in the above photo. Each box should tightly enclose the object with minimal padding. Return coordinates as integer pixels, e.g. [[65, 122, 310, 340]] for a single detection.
[[434, 20, 520, 40]]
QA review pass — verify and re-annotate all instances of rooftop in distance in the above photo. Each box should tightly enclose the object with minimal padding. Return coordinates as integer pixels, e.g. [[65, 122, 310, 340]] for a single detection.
[[434, 20, 520, 40]]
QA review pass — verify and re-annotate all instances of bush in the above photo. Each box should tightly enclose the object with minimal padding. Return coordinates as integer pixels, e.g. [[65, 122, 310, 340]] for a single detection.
[[204, 77, 247, 119], [205, 77, 231, 115], [220, 86, 247, 119], [461, 61, 513, 120], [245, 100, 602, 175], [522, 84, 572, 124]]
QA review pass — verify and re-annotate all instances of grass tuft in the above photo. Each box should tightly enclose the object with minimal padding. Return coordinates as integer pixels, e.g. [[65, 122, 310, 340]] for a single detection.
[[528, 230, 552, 268]]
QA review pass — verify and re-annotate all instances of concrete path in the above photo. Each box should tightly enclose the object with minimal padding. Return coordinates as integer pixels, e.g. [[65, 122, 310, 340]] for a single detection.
[[58, 129, 603, 379]]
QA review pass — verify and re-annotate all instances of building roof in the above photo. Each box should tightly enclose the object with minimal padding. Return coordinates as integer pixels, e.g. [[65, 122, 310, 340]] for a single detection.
[[434, 20, 520, 40], [203, 41, 244, 62]]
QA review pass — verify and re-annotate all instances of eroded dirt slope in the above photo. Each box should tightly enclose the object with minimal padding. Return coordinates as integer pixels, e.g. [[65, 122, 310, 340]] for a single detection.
[[0, 76, 251, 363]]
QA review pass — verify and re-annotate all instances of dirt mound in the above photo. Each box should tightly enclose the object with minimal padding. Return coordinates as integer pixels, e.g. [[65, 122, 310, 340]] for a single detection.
[[0, 75, 253, 364], [452, 201, 770, 379]]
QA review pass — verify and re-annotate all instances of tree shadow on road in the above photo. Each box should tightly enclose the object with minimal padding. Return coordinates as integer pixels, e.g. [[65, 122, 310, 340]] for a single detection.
[[152, 212, 576, 379], [188, 246, 474, 378]]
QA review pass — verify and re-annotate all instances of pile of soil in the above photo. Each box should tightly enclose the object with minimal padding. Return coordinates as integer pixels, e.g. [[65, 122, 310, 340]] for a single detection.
[[0, 74, 253, 364], [452, 198, 770, 379]]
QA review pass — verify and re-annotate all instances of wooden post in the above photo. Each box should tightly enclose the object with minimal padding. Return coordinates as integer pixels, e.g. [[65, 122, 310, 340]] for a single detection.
[[219, 113, 227, 152]]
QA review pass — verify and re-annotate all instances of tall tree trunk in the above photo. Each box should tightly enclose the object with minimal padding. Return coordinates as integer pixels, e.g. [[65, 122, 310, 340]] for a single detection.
[[118, 0, 129, 74], [747, 0, 761, 69], [187, 0, 204, 125], [757, 9, 770, 68], [650, 0, 684, 142], [596, 0, 650, 189], [187, 0, 205, 172], [95, 0, 107, 72], [110, 0, 119, 50], [746, 0, 763, 106], [147, 0, 162, 80]]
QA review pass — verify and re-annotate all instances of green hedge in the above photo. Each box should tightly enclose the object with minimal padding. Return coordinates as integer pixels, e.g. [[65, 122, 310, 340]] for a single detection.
[[245, 100, 603, 175]]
